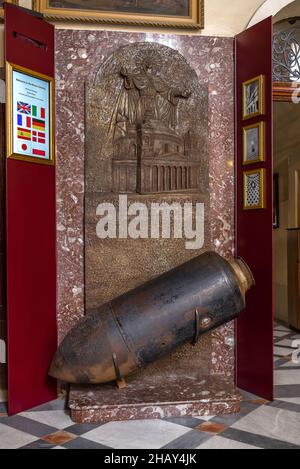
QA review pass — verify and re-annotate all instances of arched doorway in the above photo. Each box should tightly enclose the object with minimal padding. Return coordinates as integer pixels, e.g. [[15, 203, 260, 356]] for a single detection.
[[248, 0, 297, 28], [272, 10, 300, 331], [248, 1, 300, 99]]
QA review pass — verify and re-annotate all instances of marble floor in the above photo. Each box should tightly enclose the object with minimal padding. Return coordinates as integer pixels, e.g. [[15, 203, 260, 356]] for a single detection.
[[0, 320, 299, 449]]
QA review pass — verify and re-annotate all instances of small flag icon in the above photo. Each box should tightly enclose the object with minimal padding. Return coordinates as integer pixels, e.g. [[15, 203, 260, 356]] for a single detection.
[[32, 118, 45, 131], [17, 102, 31, 115], [17, 141, 32, 154], [33, 148, 46, 157], [17, 115, 31, 127], [32, 106, 46, 119], [17, 128, 31, 141], [17, 114, 31, 128], [32, 130, 46, 144]]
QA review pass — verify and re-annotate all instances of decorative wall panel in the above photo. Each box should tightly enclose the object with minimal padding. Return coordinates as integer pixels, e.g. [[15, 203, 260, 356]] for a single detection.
[[55, 31, 235, 378]]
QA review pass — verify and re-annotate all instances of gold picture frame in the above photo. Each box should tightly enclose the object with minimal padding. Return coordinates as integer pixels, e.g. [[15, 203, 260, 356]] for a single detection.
[[243, 168, 266, 210], [6, 62, 55, 166], [0, 0, 18, 20], [243, 75, 265, 121], [243, 121, 265, 165], [33, 0, 204, 29]]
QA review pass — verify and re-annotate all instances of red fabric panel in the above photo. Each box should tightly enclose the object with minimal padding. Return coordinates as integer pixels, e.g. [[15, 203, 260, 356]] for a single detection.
[[5, 3, 57, 414], [235, 17, 274, 400]]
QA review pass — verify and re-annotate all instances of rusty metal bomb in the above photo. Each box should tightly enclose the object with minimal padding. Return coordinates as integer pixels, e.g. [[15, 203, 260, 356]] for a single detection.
[[49, 252, 254, 385]]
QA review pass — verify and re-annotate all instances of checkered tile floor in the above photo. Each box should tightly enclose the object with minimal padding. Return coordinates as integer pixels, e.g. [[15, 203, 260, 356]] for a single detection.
[[0, 321, 299, 449]]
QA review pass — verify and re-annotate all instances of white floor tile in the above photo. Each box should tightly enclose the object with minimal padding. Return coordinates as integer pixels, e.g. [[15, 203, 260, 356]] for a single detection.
[[275, 325, 291, 332], [274, 331, 291, 338], [239, 390, 263, 400], [232, 406, 300, 446], [274, 346, 292, 357], [275, 370, 300, 385], [82, 419, 190, 449], [19, 410, 73, 430], [275, 339, 294, 348], [280, 360, 300, 367], [197, 435, 259, 449], [0, 423, 37, 449]]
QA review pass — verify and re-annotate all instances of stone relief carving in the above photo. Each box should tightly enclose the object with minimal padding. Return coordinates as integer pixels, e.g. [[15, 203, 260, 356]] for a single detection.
[[86, 43, 208, 197], [109, 59, 201, 194], [85, 43, 210, 310]]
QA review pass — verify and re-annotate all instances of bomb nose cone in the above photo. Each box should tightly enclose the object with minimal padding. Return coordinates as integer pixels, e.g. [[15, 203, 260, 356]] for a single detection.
[[49, 345, 99, 384], [48, 305, 137, 384], [48, 312, 106, 384], [49, 349, 76, 383]]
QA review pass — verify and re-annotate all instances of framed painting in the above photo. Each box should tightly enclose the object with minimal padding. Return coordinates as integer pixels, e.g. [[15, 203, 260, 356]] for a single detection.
[[243, 168, 266, 210], [243, 121, 265, 165], [6, 62, 55, 165], [33, 0, 204, 29], [0, 0, 18, 20], [243, 75, 265, 120]]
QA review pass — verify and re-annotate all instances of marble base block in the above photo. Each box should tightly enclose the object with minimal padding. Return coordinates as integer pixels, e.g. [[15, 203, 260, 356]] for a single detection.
[[69, 376, 241, 424]]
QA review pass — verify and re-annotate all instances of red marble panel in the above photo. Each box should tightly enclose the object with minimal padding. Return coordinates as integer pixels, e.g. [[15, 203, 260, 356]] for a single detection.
[[69, 375, 241, 424], [55, 31, 235, 377]]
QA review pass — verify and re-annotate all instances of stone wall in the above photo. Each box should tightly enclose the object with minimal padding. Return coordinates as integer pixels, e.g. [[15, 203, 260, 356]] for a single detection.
[[55, 30, 235, 378]]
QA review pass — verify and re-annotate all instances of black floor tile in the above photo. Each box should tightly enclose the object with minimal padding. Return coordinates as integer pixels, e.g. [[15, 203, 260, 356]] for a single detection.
[[62, 437, 112, 449], [275, 384, 300, 399], [222, 428, 300, 450], [162, 429, 212, 449], [163, 416, 202, 429], [64, 422, 105, 436], [20, 440, 56, 450], [0, 415, 58, 438]]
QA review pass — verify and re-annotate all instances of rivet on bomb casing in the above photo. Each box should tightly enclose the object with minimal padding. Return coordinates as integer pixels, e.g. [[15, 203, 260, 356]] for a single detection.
[[199, 316, 214, 329]]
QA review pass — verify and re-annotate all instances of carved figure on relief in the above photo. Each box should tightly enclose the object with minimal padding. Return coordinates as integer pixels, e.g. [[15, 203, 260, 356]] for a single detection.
[[109, 60, 199, 195], [110, 61, 190, 138]]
